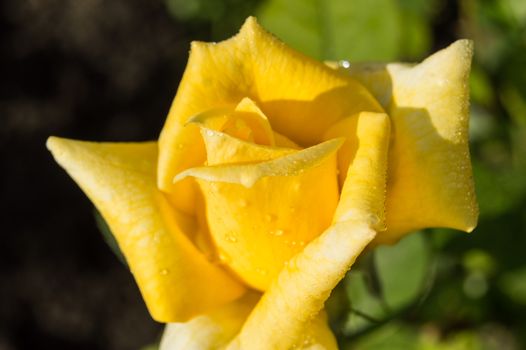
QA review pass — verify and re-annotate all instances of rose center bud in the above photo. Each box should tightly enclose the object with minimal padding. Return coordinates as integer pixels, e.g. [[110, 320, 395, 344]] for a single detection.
[[176, 98, 342, 291]]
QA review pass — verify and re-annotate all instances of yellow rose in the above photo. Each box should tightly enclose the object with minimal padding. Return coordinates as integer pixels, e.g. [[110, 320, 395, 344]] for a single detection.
[[47, 17, 478, 350]]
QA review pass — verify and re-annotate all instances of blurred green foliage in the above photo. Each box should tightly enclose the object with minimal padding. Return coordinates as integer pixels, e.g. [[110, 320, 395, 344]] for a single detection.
[[258, 0, 436, 61], [152, 0, 526, 348]]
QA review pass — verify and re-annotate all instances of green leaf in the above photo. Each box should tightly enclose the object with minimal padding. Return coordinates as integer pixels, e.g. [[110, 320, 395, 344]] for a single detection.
[[343, 322, 418, 350], [94, 209, 128, 267], [333, 232, 432, 337], [374, 232, 431, 310], [257, 0, 433, 61]]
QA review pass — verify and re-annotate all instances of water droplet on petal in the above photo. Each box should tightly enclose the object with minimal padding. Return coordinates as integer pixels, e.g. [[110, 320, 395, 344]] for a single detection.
[[239, 199, 248, 208], [225, 233, 238, 243], [218, 251, 231, 264], [176, 143, 184, 150], [160, 268, 170, 276], [270, 229, 285, 237], [285, 240, 299, 247], [302, 335, 314, 346]]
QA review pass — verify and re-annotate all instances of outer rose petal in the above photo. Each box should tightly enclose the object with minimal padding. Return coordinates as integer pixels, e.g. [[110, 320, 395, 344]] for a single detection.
[[46, 137, 245, 322], [330, 112, 390, 229], [227, 114, 390, 349], [176, 137, 342, 290], [158, 16, 381, 203], [333, 40, 478, 243], [160, 294, 336, 350], [160, 292, 260, 350]]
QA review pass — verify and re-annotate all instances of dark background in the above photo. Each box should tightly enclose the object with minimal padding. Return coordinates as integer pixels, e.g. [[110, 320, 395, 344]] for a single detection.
[[1, 1, 182, 349], [2, 1, 525, 349]]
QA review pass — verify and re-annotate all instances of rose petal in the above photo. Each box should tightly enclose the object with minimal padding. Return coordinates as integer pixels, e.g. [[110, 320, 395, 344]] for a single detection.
[[160, 292, 260, 350], [226, 112, 390, 349], [273, 130, 301, 149], [175, 137, 342, 290], [158, 16, 381, 198], [331, 112, 390, 230], [46, 137, 246, 322], [335, 40, 478, 243], [175, 138, 343, 187], [187, 97, 275, 146], [200, 128, 296, 166], [160, 294, 336, 350]]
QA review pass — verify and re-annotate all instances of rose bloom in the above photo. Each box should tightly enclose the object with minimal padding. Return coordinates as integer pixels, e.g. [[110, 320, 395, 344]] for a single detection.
[[48, 17, 478, 350]]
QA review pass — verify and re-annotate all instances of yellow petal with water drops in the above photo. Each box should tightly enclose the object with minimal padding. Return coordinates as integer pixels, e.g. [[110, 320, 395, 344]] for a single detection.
[[331, 112, 390, 229], [227, 113, 390, 349], [175, 138, 343, 187], [158, 16, 381, 196], [160, 294, 335, 350], [200, 128, 296, 166], [337, 40, 478, 243], [187, 98, 275, 146], [297, 310, 338, 350], [161, 98, 275, 214], [176, 137, 342, 290], [160, 292, 260, 350], [46, 137, 246, 322]]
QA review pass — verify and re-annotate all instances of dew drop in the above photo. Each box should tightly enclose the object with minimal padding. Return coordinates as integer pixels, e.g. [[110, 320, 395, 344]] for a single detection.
[[302, 335, 314, 346], [176, 143, 184, 150], [285, 240, 298, 247], [160, 268, 170, 276], [239, 199, 248, 208], [218, 251, 231, 264], [206, 130, 215, 137], [339, 60, 351, 69], [225, 233, 238, 243], [270, 229, 285, 237]]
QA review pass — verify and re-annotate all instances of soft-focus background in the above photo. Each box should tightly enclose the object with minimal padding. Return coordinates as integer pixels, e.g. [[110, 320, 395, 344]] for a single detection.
[[2, 0, 525, 349]]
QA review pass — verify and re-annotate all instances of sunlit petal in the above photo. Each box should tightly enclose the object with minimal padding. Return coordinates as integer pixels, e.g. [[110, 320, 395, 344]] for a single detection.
[[176, 136, 342, 290], [160, 293, 260, 350], [47, 137, 246, 322], [158, 16, 381, 198], [336, 40, 478, 242], [227, 112, 389, 349]]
